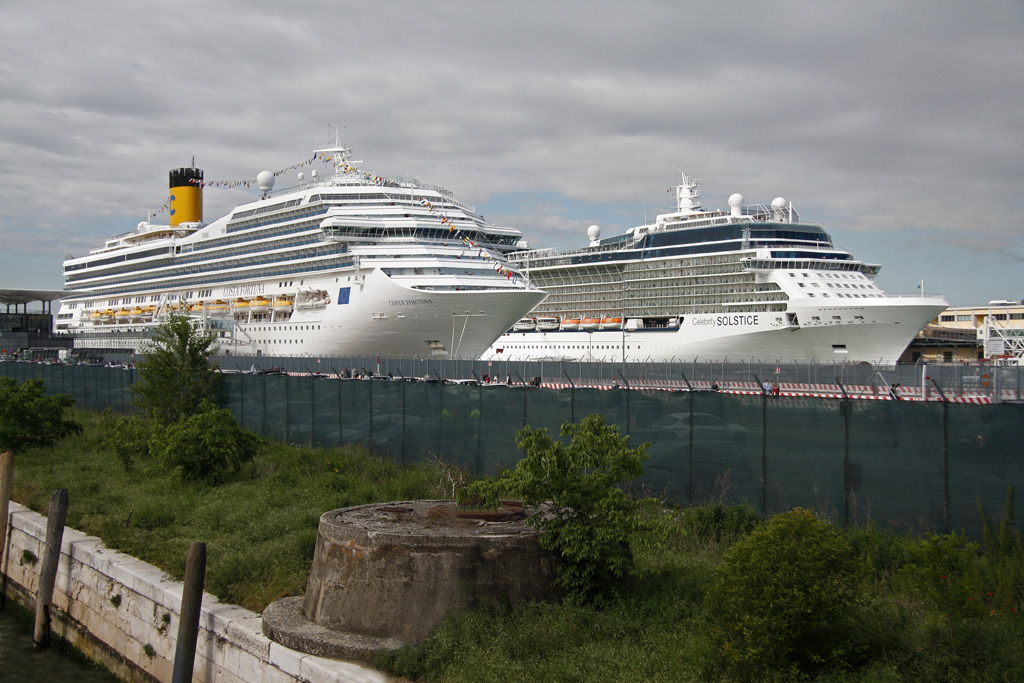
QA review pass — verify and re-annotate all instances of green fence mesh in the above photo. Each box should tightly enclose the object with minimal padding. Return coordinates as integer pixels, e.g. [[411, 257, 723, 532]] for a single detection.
[[5, 362, 1023, 537]]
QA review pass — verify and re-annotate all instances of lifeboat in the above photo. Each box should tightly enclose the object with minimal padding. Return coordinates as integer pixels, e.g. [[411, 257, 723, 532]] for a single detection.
[[600, 317, 623, 330], [536, 316, 560, 331], [129, 307, 145, 321], [581, 317, 601, 330], [114, 308, 131, 321], [234, 298, 249, 309], [272, 297, 294, 313], [89, 310, 108, 323], [206, 300, 230, 313], [249, 297, 270, 312], [188, 302, 205, 312], [561, 318, 581, 331], [513, 317, 537, 331]]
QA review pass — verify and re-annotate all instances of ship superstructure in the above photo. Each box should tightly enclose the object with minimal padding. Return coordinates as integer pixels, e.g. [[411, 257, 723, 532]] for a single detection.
[[57, 136, 545, 358], [484, 172, 948, 364]]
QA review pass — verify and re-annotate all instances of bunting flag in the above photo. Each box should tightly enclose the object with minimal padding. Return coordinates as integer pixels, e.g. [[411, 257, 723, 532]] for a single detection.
[[188, 154, 323, 188], [417, 195, 520, 284]]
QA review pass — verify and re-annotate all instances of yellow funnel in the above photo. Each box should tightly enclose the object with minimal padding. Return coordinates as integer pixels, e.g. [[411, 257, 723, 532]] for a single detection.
[[169, 167, 203, 225]]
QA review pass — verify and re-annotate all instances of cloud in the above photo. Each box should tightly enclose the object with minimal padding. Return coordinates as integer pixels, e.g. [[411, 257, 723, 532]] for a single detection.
[[0, 0, 1021, 304]]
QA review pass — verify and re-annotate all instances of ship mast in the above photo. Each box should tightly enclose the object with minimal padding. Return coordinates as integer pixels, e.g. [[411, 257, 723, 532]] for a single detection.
[[674, 171, 703, 215], [314, 124, 358, 181]]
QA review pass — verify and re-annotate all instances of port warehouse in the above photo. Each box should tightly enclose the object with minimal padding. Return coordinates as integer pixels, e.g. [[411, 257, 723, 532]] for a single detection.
[[4, 359, 1023, 539]]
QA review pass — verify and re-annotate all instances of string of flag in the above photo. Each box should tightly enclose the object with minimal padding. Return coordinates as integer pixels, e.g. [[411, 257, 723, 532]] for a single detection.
[[418, 198, 519, 283], [186, 154, 325, 188], [145, 155, 520, 285]]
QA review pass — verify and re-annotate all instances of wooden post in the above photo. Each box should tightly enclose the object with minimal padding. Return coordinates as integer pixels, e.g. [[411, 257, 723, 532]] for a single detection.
[[172, 541, 207, 683], [33, 487, 69, 648], [0, 452, 12, 580]]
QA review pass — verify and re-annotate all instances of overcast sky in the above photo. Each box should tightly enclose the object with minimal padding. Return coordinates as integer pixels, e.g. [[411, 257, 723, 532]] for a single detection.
[[2, 0, 1022, 307]]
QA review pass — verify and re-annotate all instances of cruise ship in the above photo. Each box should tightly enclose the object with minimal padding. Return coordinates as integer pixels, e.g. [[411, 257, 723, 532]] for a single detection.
[[56, 136, 546, 358], [483, 172, 948, 364]]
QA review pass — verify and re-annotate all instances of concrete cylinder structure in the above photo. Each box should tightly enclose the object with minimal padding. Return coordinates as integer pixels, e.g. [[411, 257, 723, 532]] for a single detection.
[[297, 500, 559, 646]]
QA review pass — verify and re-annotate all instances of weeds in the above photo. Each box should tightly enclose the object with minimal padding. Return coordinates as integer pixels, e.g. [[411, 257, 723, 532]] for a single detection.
[[9, 407, 1024, 681]]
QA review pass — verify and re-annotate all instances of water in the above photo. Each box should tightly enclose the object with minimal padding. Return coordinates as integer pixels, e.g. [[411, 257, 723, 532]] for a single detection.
[[0, 606, 119, 682]]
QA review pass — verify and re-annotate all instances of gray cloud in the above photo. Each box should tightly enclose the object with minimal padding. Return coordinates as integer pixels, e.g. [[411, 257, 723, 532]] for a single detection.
[[1, 0, 1021, 304]]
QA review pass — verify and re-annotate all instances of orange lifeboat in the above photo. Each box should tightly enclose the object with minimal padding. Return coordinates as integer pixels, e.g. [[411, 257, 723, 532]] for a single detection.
[[561, 318, 581, 331], [581, 317, 601, 330], [600, 317, 623, 330]]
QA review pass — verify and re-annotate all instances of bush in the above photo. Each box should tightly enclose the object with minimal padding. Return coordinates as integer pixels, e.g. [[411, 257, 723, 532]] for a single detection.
[[0, 377, 81, 452], [148, 402, 258, 484], [895, 490, 1024, 655], [460, 413, 666, 604], [705, 508, 870, 679], [98, 410, 152, 472]]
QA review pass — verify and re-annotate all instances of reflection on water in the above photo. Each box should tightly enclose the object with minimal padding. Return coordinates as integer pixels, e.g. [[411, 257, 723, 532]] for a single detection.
[[0, 606, 119, 681]]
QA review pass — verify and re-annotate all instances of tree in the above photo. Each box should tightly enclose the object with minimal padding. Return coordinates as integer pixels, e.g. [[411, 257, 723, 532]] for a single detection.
[[130, 314, 220, 424], [0, 377, 81, 452], [460, 413, 664, 603]]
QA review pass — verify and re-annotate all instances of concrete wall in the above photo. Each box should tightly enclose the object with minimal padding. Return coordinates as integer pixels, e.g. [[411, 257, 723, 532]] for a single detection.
[[1, 501, 391, 682]]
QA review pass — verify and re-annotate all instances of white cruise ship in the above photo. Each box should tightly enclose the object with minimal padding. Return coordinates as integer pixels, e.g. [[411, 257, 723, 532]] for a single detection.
[[57, 136, 546, 358], [483, 172, 948, 364]]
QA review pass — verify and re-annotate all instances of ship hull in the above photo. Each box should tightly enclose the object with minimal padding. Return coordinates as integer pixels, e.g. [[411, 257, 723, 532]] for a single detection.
[[69, 268, 545, 358], [484, 299, 947, 364]]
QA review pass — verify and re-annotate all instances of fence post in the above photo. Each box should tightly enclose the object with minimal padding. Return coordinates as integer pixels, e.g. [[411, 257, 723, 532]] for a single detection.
[[681, 373, 695, 505], [34, 487, 69, 648], [562, 371, 575, 423], [836, 380, 851, 527], [0, 452, 12, 587], [171, 541, 207, 683], [931, 379, 951, 534]]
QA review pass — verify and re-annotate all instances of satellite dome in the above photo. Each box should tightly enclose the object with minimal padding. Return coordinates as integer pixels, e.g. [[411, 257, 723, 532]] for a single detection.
[[772, 197, 787, 209], [297, 172, 304, 182], [728, 193, 744, 208], [257, 170, 276, 193], [587, 224, 601, 242]]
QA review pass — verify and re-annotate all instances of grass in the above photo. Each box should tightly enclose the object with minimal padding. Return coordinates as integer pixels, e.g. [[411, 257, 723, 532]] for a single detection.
[[9, 408, 443, 610], [8, 407, 1024, 682]]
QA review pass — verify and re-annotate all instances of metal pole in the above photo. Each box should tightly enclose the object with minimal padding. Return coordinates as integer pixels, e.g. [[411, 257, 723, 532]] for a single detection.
[[681, 373, 694, 504], [931, 379, 951, 534], [836, 379, 850, 527], [562, 371, 575, 423]]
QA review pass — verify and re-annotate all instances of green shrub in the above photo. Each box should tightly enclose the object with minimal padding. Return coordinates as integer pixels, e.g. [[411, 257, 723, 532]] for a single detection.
[[705, 508, 869, 679], [896, 496, 1024, 653], [0, 377, 81, 452], [460, 413, 666, 604], [148, 402, 258, 484], [98, 409, 152, 472]]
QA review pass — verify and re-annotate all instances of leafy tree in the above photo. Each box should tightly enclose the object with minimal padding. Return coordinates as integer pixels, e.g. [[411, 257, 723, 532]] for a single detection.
[[131, 313, 220, 424], [98, 409, 152, 472], [0, 377, 82, 452], [705, 508, 870, 679], [148, 401, 259, 484], [460, 413, 665, 604]]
